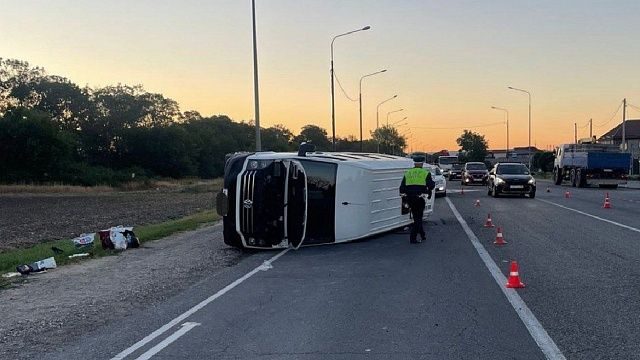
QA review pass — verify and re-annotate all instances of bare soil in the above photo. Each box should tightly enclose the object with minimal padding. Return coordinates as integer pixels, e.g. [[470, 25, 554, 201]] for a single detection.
[[0, 189, 215, 251]]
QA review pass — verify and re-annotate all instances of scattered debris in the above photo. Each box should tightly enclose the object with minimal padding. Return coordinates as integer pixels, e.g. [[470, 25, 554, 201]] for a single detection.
[[99, 226, 138, 250], [30, 257, 57, 272], [72, 233, 96, 247], [16, 257, 57, 275], [2, 272, 21, 279], [68, 253, 90, 259], [51, 246, 65, 254]]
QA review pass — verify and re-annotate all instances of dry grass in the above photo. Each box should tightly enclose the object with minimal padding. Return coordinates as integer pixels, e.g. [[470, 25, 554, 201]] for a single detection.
[[0, 178, 223, 194]]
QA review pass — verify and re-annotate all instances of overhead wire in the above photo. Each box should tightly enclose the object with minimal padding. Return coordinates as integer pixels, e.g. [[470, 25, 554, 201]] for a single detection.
[[332, 70, 359, 102], [594, 101, 623, 128], [627, 103, 640, 114], [411, 121, 505, 130]]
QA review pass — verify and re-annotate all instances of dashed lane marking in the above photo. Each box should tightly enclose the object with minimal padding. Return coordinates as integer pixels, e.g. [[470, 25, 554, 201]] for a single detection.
[[133, 322, 200, 360], [110, 249, 290, 360]]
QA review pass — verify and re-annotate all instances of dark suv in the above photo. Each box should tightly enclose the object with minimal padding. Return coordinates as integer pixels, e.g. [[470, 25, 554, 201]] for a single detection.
[[449, 163, 463, 180], [461, 162, 488, 185], [487, 162, 536, 198]]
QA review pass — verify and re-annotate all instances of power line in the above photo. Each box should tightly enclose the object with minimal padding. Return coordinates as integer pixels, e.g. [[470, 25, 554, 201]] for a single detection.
[[411, 121, 504, 130], [594, 101, 623, 128], [332, 70, 358, 102], [627, 103, 640, 114]]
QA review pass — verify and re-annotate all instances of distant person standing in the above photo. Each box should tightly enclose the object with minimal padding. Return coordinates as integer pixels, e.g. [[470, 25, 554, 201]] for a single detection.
[[399, 155, 435, 244]]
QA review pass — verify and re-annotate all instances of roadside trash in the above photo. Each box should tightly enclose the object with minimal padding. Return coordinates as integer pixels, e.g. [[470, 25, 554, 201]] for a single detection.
[[2, 272, 21, 279], [30, 257, 57, 272], [16, 264, 32, 275], [15, 257, 57, 275], [68, 253, 90, 259], [51, 246, 65, 254], [99, 226, 138, 250], [72, 233, 95, 247]]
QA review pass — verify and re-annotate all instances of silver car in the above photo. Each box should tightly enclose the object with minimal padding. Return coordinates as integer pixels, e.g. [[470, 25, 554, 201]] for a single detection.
[[424, 164, 447, 197]]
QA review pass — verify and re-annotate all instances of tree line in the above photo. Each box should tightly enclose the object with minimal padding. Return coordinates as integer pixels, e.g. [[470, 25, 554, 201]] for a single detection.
[[0, 58, 407, 185]]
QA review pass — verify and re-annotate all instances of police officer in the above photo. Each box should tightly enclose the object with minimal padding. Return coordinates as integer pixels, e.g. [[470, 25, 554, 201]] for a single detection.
[[399, 155, 435, 243]]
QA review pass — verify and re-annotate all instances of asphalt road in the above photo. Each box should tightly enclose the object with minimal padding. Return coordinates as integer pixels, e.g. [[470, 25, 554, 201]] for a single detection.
[[42, 181, 640, 360]]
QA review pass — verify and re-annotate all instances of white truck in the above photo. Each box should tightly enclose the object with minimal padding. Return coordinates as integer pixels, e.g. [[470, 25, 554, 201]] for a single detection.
[[553, 142, 630, 188]]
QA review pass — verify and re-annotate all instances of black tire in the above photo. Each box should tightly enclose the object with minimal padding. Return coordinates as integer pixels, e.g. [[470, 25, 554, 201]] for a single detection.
[[570, 169, 577, 187], [492, 185, 500, 198], [529, 191, 536, 199], [443, 191, 447, 197], [487, 185, 492, 196], [553, 168, 563, 185], [577, 169, 586, 188]]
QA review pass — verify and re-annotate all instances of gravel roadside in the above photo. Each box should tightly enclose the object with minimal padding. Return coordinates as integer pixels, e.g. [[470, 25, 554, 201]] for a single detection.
[[0, 223, 244, 359]]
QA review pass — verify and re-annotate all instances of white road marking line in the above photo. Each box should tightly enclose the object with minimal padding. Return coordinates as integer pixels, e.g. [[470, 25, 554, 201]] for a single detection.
[[445, 197, 566, 360], [110, 249, 290, 360], [133, 322, 200, 360], [537, 198, 640, 234]]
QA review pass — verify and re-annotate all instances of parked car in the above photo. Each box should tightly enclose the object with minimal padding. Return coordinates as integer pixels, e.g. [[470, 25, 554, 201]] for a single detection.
[[424, 164, 447, 197], [461, 162, 488, 185], [448, 163, 463, 180], [486, 162, 536, 198]]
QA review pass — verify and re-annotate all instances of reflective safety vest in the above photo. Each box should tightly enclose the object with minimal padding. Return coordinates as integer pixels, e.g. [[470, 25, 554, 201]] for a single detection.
[[404, 167, 429, 186]]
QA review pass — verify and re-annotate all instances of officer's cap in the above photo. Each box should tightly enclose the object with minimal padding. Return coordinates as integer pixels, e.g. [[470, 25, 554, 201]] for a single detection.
[[411, 155, 426, 163]]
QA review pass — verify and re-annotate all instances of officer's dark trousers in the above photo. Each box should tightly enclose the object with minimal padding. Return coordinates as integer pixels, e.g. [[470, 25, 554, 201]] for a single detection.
[[407, 195, 426, 242]]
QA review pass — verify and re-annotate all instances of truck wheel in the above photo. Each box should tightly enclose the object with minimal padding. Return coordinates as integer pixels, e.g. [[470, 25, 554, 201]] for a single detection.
[[576, 169, 584, 188], [553, 168, 563, 185], [570, 169, 577, 187]]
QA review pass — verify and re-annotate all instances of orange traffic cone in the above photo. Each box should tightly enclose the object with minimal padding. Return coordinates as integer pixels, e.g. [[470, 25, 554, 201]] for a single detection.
[[506, 261, 525, 288], [603, 192, 612, 209], [494, 227, 507, 245], [564, 191, 571, 199], [484, 213, 495, 228], [475, 199, 481, 207]]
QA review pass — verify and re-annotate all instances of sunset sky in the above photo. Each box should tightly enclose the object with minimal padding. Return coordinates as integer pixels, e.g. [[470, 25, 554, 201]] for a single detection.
[[2, 0, 640, 151]]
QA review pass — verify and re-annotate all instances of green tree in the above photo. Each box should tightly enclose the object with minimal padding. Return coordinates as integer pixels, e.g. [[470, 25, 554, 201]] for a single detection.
[[371, 125, 407, 155], [262, 124, 294, 152], [456, 130, 488, 162], [0, 107, 76, 182], [292, 125, 331, 151], [532, 151, 554, 172]]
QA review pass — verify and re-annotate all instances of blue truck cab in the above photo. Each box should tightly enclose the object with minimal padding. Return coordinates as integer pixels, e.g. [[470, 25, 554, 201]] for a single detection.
[[553, 141, 630, 188]]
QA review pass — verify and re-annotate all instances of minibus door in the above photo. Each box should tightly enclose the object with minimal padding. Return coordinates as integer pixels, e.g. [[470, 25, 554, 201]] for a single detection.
[[285, 160, 307, 249]]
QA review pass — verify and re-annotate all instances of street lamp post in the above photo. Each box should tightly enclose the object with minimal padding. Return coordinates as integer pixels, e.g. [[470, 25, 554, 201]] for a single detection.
[[386, 108, 404, 126], [330, 25, 371, 151], [251, 0, 261, 151], [491, 106, 509, 158], [391, 116, 407, 126], [375, 95, 397, 153], [359, 69, 386, 152], [508, 86, 532, 169]]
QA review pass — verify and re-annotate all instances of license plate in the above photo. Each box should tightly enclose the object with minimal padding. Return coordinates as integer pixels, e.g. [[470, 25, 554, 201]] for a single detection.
[[510, 185, 524, 189]]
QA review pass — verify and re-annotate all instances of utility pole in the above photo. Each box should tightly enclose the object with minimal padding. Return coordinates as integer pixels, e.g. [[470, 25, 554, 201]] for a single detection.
[[574, 123, 577, 144], [251, 0, 261, 151], [622, 98, 627, 151], [589, 118, 593, 139]]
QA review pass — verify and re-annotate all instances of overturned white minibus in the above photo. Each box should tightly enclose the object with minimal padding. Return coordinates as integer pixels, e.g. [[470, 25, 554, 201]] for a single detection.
[[216, 147, 434, 250]]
